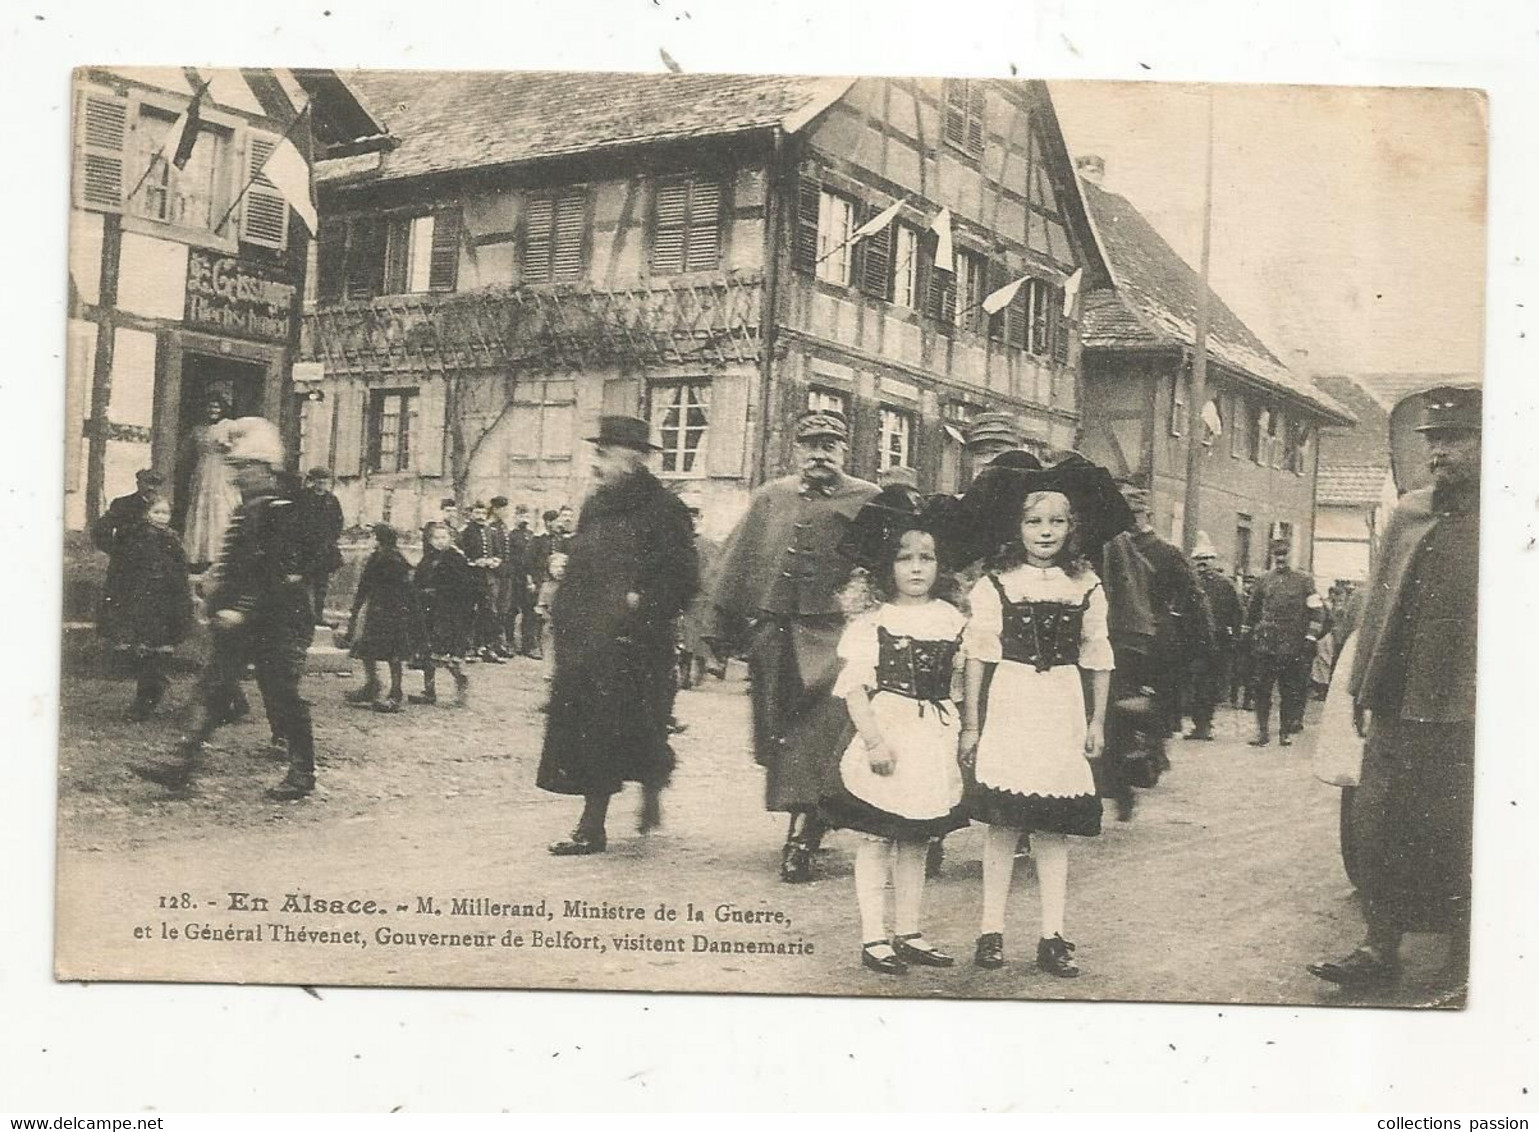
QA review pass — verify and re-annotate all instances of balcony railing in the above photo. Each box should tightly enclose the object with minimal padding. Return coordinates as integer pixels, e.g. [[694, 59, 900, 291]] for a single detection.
[[302, 273, 765, 376]]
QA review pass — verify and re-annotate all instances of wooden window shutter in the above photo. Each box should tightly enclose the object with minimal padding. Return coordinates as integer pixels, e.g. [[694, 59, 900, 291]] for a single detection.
[[332, 384, 366, 477], [1051, 285, 1070, 364], [1006, 276, 1029, 350], [344, 216, 385, 300], [858, 203, 893, 300], [966, 82, 986, 153], [792, 174, 821, 273], [315, 218, 347, 302], [240, 134, 289, 250], [926, 255, 956, 326], [986, 263, 1008, 342], [552, 193, 585, 282], [651, 180, 689, 274], [685, 179, 722, 273], [523, 197, 555, 283], [74, 88, 128, 213], [382, 217, 410, 294], [942, 81, 968, 149], [705, 373, 751, 478], [415, 379, 447, 476], [428, 207, 461, 292]]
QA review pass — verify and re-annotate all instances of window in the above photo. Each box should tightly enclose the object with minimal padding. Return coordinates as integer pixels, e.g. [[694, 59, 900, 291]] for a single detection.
[[651, 177, 722, 274], [130, 104, 232, 234], [1230, 392, 1247, 457], [383, 210, 461, 294], [524, 191, 586, 284], [367, 389, 418, 473], [507, 379, 575, 478], [1235, 513, 1253, 577], [1202, 397, 1222, 448], [879, 407, 914, 470], [1027, 278, 1054, 356], [1267, 409, 1284, 468], [942, 79, 986, 157], [890, 226, 920, 309], [1171, 372, 1189, 437], [807, 388, 849, 417], [1249, 404, 1269, 463], [650, 381, 711, 476], [955, 250, 987, 333], [815, 191, 856, 285], [1285, 418, 1310, 474]]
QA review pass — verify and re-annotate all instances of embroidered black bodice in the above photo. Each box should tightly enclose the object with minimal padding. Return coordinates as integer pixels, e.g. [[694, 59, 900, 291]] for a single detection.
[[988, 574, 1087, 672], [874, 625, 958, 701]]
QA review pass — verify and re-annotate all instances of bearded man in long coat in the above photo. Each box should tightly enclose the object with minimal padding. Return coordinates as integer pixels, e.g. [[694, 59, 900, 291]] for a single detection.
[[1309, 386, 1481, 992], [537, 416, 699, 855], [706, 409, 879, 882]]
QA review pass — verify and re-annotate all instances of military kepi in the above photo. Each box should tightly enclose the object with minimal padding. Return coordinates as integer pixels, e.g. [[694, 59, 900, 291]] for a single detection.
[[1414, 385, 1482, 433], [795, 408, 850, 443], [585, 415, 659, 451]]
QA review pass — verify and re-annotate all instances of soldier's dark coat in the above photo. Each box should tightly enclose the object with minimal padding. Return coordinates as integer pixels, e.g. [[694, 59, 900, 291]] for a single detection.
[[1347, 481, 1478, 932], [537, 468, 699, 797]]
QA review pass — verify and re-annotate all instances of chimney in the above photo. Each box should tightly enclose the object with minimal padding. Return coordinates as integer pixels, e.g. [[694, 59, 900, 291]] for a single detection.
[[1076, 154, 1106, 186]]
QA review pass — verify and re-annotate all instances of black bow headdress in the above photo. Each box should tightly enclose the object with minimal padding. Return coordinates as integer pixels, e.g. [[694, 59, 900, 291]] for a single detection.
[[959, 452, 1134, 562]]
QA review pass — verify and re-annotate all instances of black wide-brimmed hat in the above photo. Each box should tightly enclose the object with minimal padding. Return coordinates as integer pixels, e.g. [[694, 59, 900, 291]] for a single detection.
[[960, 451, 1134, 561], [585, 415, 660, 451], [841, 485, 971, 571]]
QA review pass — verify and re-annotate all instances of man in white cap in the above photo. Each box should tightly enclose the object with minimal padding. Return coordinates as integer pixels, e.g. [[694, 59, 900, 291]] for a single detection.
[[132, 417, 320, 801], [1187, 532, 1242, 741]]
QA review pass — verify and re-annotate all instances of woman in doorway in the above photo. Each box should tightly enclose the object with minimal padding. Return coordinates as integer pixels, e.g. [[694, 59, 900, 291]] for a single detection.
[[181, 394, 242, 571]]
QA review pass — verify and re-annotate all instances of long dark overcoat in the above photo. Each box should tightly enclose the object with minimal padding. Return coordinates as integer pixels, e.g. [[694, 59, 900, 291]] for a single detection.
[[537, 468, 699, 797], [349, 548, 420, 661], [1346, 481, 1478, 933], [413, 545, 476, 658], [98, 522, 193, 649]]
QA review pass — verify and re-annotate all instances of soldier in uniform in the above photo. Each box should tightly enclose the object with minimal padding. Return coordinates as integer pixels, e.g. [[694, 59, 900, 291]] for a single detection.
[[1309, 386, 1480, 990], [1187, 532, 1243, 741], [706, 409, 880, 882], [459, 501, 506, 664], [131, 418, 320, 801], [1246, 536, 1326, 747]]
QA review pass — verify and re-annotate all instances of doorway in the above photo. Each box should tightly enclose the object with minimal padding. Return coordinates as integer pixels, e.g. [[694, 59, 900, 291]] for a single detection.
[[173, 353, 266, 532]]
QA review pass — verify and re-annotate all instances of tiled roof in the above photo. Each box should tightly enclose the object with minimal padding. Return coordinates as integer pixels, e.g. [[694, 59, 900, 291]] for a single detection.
[[323, 70, 853, 184], [1313, 373, 1393, 469], [1318, 465, 1391, 507], [1078, 179, 1353, 425]]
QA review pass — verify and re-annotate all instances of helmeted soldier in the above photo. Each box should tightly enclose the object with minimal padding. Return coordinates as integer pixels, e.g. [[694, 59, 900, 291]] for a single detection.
[[131, 417, 320, 801], [1246, 534, 1326, 747]]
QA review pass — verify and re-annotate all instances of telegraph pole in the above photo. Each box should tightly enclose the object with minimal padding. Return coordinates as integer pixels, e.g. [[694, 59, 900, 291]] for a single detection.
[[1182, 88, 1216, 554]]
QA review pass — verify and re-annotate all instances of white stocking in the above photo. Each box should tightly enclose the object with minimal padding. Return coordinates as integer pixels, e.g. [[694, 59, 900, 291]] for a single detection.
[[892, 840, 928, 937], [854, 836, 893, 944], [980, 824, 1018, 935], [1034, 832, 1069, 939]]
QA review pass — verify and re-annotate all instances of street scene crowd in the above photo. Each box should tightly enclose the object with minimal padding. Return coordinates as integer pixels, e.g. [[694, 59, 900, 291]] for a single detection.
[[84, 385, 1480, 998]]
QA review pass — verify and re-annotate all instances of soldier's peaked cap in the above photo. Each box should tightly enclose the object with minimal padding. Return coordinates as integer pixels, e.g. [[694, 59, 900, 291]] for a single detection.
[[794, 409, 850, 443], [1414, 385, 1482, 433], [964, 412, 1024, 449]]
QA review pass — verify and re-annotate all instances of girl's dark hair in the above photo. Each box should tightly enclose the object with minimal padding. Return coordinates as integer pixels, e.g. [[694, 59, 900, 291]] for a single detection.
[[840, 528, 960, 614], [373, 523, 399, 549], [988, 490, 1089, 578]]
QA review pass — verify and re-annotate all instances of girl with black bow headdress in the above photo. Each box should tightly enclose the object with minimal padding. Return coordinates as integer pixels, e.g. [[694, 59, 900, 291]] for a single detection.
[[821, 487, 970, 975], [958, 458, 1128, 978]]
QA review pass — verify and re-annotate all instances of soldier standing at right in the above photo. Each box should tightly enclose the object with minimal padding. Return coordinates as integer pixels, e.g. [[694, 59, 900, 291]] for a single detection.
[[1246, 536, 1326, 747]]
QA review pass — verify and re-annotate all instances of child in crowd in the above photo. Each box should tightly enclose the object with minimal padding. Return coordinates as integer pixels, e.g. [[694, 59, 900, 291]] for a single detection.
[[961, 462, 1117, 978], [343, 524, 419, 713], [536, 551, 567, 684], [411, 521, 474, 707], [98, 496, 193, 720], [821, 487, 969, 976]]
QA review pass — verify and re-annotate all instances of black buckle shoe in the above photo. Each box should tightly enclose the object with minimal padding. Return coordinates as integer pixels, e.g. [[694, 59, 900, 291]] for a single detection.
[[861, 941, 907, 975], [973, 932, 1005, 969], [1036, 934, 1081, 978], [779, 841, 813, 884], [893, 933, 955, 968], [1307, 946, 1400, 987], [549, 829, 607, 856]]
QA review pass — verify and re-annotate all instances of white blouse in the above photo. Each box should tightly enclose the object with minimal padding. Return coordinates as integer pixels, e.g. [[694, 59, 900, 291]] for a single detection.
[[962, 564, 1115, 670], [832, 600, 968, 700]]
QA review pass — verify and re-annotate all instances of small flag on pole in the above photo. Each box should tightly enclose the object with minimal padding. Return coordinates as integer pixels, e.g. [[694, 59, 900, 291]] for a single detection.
[[930, 208, 954, 274], [852, 198, 904, 242], [982, 273, 1031, 315], [169, 82, 208, 170], [1062, 267, 1084, 316]]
